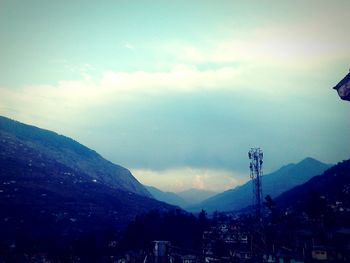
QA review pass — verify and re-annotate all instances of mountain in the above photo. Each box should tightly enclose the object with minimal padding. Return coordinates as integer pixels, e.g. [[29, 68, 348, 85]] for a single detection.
[[0, 116, 175, 254], [145, 186, 216, 209], [0, 116, 150, 197], [177, 188, 217, 205], [261, 157, 331, 199], [275, 158, 350, 210], [145, 185, 188, 208], [189, 158, 331, 213]]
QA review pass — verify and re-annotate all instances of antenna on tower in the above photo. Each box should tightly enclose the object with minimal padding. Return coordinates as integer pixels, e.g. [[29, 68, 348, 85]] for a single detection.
[[248, 147, 263, 219]]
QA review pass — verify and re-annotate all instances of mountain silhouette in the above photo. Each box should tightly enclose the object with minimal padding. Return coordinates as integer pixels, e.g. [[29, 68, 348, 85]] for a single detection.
[[177, 188, 218, 205], [275, 158, 350, 210], [189, 157, 331, 213], [0, 116, 174, 252], [145, 185, 188, 208]]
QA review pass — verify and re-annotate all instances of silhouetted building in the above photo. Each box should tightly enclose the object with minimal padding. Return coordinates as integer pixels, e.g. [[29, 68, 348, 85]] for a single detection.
[[153, 241, 171, 263]]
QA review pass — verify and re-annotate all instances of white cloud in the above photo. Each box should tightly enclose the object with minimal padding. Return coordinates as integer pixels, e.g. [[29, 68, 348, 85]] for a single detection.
[[0, 52, 343, 137], [3, 8, 349, 125], [159, 10, 350, 66], [0, 64, 245, 121], [124, 42, 135, 50], [1, 4, 349, 185], [131, 167, 246, 192], [100, 64, 244, 93]]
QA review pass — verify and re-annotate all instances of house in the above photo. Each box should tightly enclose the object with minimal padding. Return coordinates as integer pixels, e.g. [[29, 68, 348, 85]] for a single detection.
[[333, 71, 350, 101], [181, 255, 198, 263], [311, 246, 328, 261], [153, 241, 171, 263]]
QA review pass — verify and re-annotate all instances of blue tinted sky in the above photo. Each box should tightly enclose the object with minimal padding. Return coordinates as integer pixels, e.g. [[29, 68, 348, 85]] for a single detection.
[[1, 0, 349, 191]]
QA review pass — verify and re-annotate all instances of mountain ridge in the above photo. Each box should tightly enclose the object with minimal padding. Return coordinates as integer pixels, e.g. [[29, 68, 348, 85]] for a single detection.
[[0, 115, 151, 197], [275, 158, 350, 210], [0, 115, 176, 252], [145, 185, 188, 208], [176, 188, 218, 205], [189, 157, 331, 213]]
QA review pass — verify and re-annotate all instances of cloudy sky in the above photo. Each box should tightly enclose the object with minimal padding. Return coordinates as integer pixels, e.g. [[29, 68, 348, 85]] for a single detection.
[[1, 0, 349, 192]]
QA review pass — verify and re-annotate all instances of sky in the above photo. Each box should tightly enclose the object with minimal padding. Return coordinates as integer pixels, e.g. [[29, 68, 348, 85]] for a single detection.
[[0, 0, 349, 192]]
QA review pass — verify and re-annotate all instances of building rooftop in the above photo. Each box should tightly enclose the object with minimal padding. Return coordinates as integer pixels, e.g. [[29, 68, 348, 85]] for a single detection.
[[333, 71, 350, 101]]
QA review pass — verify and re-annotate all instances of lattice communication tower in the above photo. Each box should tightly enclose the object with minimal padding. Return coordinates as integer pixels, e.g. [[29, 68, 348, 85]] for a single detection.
[[248, 148, 263, 219]]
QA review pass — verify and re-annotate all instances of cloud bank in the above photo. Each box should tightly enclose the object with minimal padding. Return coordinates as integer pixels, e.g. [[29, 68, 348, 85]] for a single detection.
[[132, 167, 243, 192]]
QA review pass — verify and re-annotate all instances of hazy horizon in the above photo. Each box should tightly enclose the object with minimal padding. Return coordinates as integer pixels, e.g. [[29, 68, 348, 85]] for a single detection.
[[1, 0, 349, 192]]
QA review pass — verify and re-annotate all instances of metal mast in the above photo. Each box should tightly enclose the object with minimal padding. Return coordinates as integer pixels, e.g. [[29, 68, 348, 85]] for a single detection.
[[248, 148, 263, 219]]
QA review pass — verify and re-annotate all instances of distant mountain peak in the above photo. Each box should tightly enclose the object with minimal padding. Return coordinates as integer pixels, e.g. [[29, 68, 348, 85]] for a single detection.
[[275, 157, 329, 175], [178, 188, 216, 194], [297, 157, 331, 170], [188, 157, 331, 213], [275, 158, 350, 210], [145, 185, 188, 208], [300, 157, 321, 163]]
